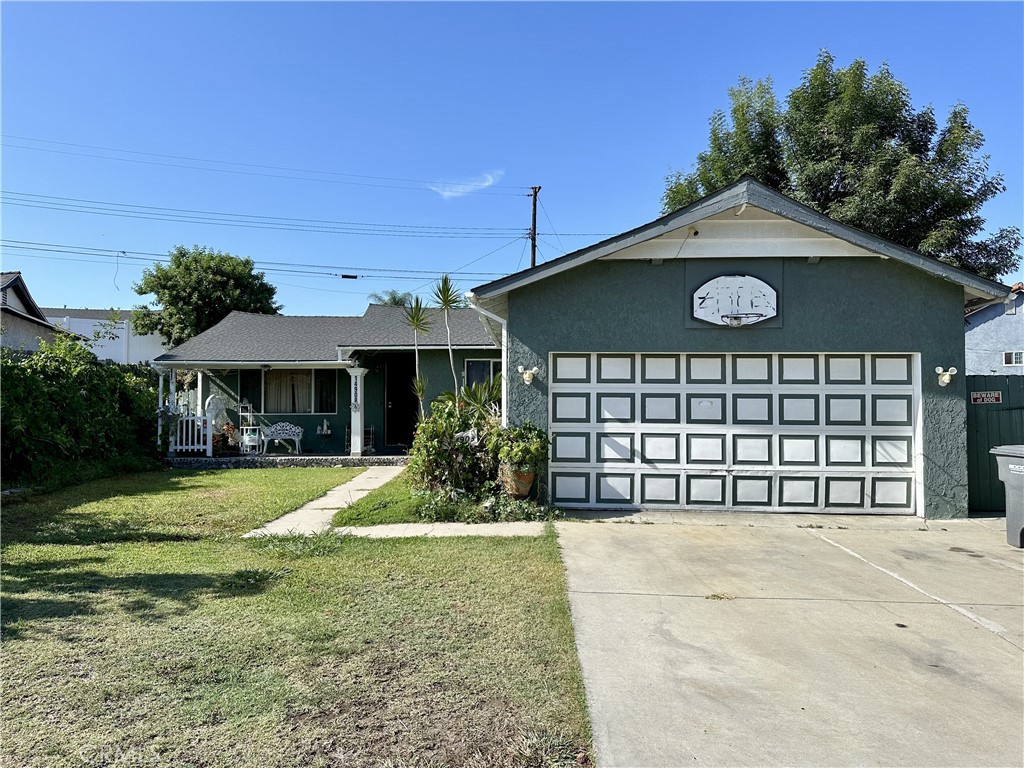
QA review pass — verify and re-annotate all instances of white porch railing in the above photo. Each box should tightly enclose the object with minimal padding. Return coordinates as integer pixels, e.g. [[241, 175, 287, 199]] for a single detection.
[[172, 408, 213, 456]]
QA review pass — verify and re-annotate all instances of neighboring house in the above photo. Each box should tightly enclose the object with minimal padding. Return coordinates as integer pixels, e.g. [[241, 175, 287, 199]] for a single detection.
[[964, 283, 1024, 375], [0, 271, 62, 352], [467, 176, 1009, 519], [42, 307, 167, 364], [153, 303, 500, 455]]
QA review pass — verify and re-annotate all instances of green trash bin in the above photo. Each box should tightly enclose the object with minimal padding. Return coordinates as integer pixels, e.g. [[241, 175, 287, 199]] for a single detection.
[[990, 445, 1024, 548]]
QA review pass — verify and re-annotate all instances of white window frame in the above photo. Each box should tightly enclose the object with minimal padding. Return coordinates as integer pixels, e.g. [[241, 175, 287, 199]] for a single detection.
[[464, 358, 502, 386], [239, 368, 339, 415], [1004, 351, 1024, 366]]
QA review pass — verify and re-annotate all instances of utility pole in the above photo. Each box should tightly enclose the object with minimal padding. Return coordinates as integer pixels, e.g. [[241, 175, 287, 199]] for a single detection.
[[529, 186, 541, 268]]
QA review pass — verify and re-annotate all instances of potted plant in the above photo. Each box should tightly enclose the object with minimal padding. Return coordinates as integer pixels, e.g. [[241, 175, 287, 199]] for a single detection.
[[491, 424, 549, 499]]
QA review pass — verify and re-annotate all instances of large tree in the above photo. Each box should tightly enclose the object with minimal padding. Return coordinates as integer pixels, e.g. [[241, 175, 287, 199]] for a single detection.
[[663, 51, 1021, 279], [133, 245, 281, 347]]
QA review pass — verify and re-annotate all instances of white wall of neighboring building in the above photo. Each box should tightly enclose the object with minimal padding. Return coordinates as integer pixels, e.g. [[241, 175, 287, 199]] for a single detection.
[[47, 314, 166, 364]]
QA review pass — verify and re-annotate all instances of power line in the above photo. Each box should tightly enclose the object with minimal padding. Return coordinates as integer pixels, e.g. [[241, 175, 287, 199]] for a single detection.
[[0, 239, 508, 277], [3, 134, 533, 190], [2, 141, 530, 196], [2, 192, 526, 232], [2, 194, 527, 239], [410, 237, 524, 292], [539, 198, 568, 254]]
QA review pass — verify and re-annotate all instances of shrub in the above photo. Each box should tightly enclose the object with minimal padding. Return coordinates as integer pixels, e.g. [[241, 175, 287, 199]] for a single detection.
[[488, 424, 549, 472], [0, 333, 160, 488], [414, 489, 562, 523], [407, 395, 500, 497]]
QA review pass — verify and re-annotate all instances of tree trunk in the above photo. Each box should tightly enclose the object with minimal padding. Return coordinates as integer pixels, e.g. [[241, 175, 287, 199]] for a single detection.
[[444, 310, 458, 392]]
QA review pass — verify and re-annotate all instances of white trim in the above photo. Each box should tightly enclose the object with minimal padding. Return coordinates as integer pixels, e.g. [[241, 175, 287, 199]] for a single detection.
[[466, 294, 509, 427], [1003, 351, 1024, 366]]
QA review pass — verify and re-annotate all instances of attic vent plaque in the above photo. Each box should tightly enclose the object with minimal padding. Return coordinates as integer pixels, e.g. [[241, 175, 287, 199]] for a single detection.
[[693, 275, 777, 327]]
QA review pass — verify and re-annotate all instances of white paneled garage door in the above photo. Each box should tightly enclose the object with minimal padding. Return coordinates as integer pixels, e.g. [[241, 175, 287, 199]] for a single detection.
[[548, 353, 919, 514]]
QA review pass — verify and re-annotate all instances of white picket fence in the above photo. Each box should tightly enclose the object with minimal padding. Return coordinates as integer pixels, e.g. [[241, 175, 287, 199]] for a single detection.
[[173, 410, 213, 456]]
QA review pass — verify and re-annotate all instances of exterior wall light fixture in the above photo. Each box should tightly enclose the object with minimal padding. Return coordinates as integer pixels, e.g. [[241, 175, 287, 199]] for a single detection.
[[935, 366, 958, 387], [518, 365, 540, 384]]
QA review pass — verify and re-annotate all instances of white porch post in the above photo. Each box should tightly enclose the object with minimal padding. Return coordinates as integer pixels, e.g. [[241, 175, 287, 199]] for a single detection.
[[168, 371, 177, 457], [349, 367, 367, 456], [157, 369, 164, 449]]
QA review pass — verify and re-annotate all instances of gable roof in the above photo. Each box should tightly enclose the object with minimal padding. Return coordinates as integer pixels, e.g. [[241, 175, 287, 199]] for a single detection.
[[153, 304, 495, 364], [1, 271, 60, 330], [469, 176, 1009, 302]]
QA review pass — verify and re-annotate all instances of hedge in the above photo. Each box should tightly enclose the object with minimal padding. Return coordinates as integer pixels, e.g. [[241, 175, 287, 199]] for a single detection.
[[1, 334, 160, 489]]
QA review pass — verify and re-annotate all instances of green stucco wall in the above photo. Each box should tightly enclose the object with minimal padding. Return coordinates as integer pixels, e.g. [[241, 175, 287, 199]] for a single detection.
[[505, 257, 968, 518]]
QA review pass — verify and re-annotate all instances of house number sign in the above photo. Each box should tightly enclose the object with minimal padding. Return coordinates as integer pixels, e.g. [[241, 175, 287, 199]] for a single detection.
[[693, 275, 778, 327]]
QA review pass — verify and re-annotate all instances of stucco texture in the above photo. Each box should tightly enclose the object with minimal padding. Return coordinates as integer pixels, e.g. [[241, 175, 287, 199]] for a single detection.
[[965, 292, 1023, 375], [506, 256, 969, 518], [1, 313, 54, 352]]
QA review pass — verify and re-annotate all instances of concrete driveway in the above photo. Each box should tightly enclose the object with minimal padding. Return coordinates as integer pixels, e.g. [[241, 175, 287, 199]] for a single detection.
[[557, 514, 1023, 767]]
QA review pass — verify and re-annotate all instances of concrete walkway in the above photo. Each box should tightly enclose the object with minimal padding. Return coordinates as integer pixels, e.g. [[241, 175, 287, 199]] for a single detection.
[[243, 465, 404, 537], [244, 466, 545, 538]]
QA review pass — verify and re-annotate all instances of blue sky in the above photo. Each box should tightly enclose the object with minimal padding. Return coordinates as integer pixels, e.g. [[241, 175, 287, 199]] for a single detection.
[[3, 1, 1022, 317]]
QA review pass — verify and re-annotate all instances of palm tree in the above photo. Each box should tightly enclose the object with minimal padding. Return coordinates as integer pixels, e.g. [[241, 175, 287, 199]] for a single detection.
[[431, 274, 461, 393], [368, 289, 414, 307], [404, 296, 432, 418]]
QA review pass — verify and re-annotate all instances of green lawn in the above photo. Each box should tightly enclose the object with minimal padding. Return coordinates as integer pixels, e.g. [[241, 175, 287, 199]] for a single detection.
[[331, 471, 424, 527], [1, 469, 591, 767]]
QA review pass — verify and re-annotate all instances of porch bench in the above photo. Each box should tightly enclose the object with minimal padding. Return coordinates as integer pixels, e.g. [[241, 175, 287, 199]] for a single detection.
[[260, 422, 303, 454]]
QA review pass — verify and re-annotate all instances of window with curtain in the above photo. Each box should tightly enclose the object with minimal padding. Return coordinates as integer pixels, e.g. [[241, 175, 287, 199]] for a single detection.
[[235, 369, 338, 413], [265, 370, 312, 413]]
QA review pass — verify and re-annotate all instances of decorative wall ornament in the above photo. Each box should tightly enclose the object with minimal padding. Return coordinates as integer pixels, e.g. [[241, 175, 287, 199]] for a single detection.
[[693, 275, 778, 327]]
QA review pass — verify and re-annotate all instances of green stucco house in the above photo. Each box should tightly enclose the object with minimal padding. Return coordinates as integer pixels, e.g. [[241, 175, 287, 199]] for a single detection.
[[466, 177, 1010, 519]]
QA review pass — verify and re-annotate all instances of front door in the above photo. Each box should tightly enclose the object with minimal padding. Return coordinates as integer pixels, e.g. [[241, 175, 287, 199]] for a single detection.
[[384, 355, 418, 449]]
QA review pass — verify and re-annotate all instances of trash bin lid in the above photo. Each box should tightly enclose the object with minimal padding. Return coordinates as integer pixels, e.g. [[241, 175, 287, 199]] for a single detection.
[[990, 444, 1024, 458]]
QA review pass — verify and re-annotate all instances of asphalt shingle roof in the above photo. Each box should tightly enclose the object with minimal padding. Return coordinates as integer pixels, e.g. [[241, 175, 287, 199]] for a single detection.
[[154, 304, 495, 363]]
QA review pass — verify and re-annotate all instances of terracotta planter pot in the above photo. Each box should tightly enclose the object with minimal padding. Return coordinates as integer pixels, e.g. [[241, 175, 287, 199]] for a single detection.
[[506, 469, 536, 499]]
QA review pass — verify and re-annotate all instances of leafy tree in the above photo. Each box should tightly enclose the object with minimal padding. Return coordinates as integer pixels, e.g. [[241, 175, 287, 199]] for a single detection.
[[663, 51, 1021, 279], [132, 245, 281, 347], [431, 274, 462, 393], [368, 289, 414, 307], [403, 296, 432, 418]]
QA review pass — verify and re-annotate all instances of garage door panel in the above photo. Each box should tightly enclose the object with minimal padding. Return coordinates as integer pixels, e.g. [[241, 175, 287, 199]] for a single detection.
[[548, 353, 918, 515], [686, 393, 726, 424]]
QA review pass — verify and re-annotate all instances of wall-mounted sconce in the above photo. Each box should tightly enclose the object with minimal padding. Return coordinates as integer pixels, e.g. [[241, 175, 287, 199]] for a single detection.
[[935, 366, 958, 387], [517, 365, 540, 384]]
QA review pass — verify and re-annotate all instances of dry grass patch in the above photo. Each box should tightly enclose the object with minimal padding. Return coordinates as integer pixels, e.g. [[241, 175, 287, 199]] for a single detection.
[[2, 472, 591, 767]]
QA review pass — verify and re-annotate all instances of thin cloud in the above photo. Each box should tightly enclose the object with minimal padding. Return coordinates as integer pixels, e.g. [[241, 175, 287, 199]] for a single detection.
[[429, 170, 506, 199]]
